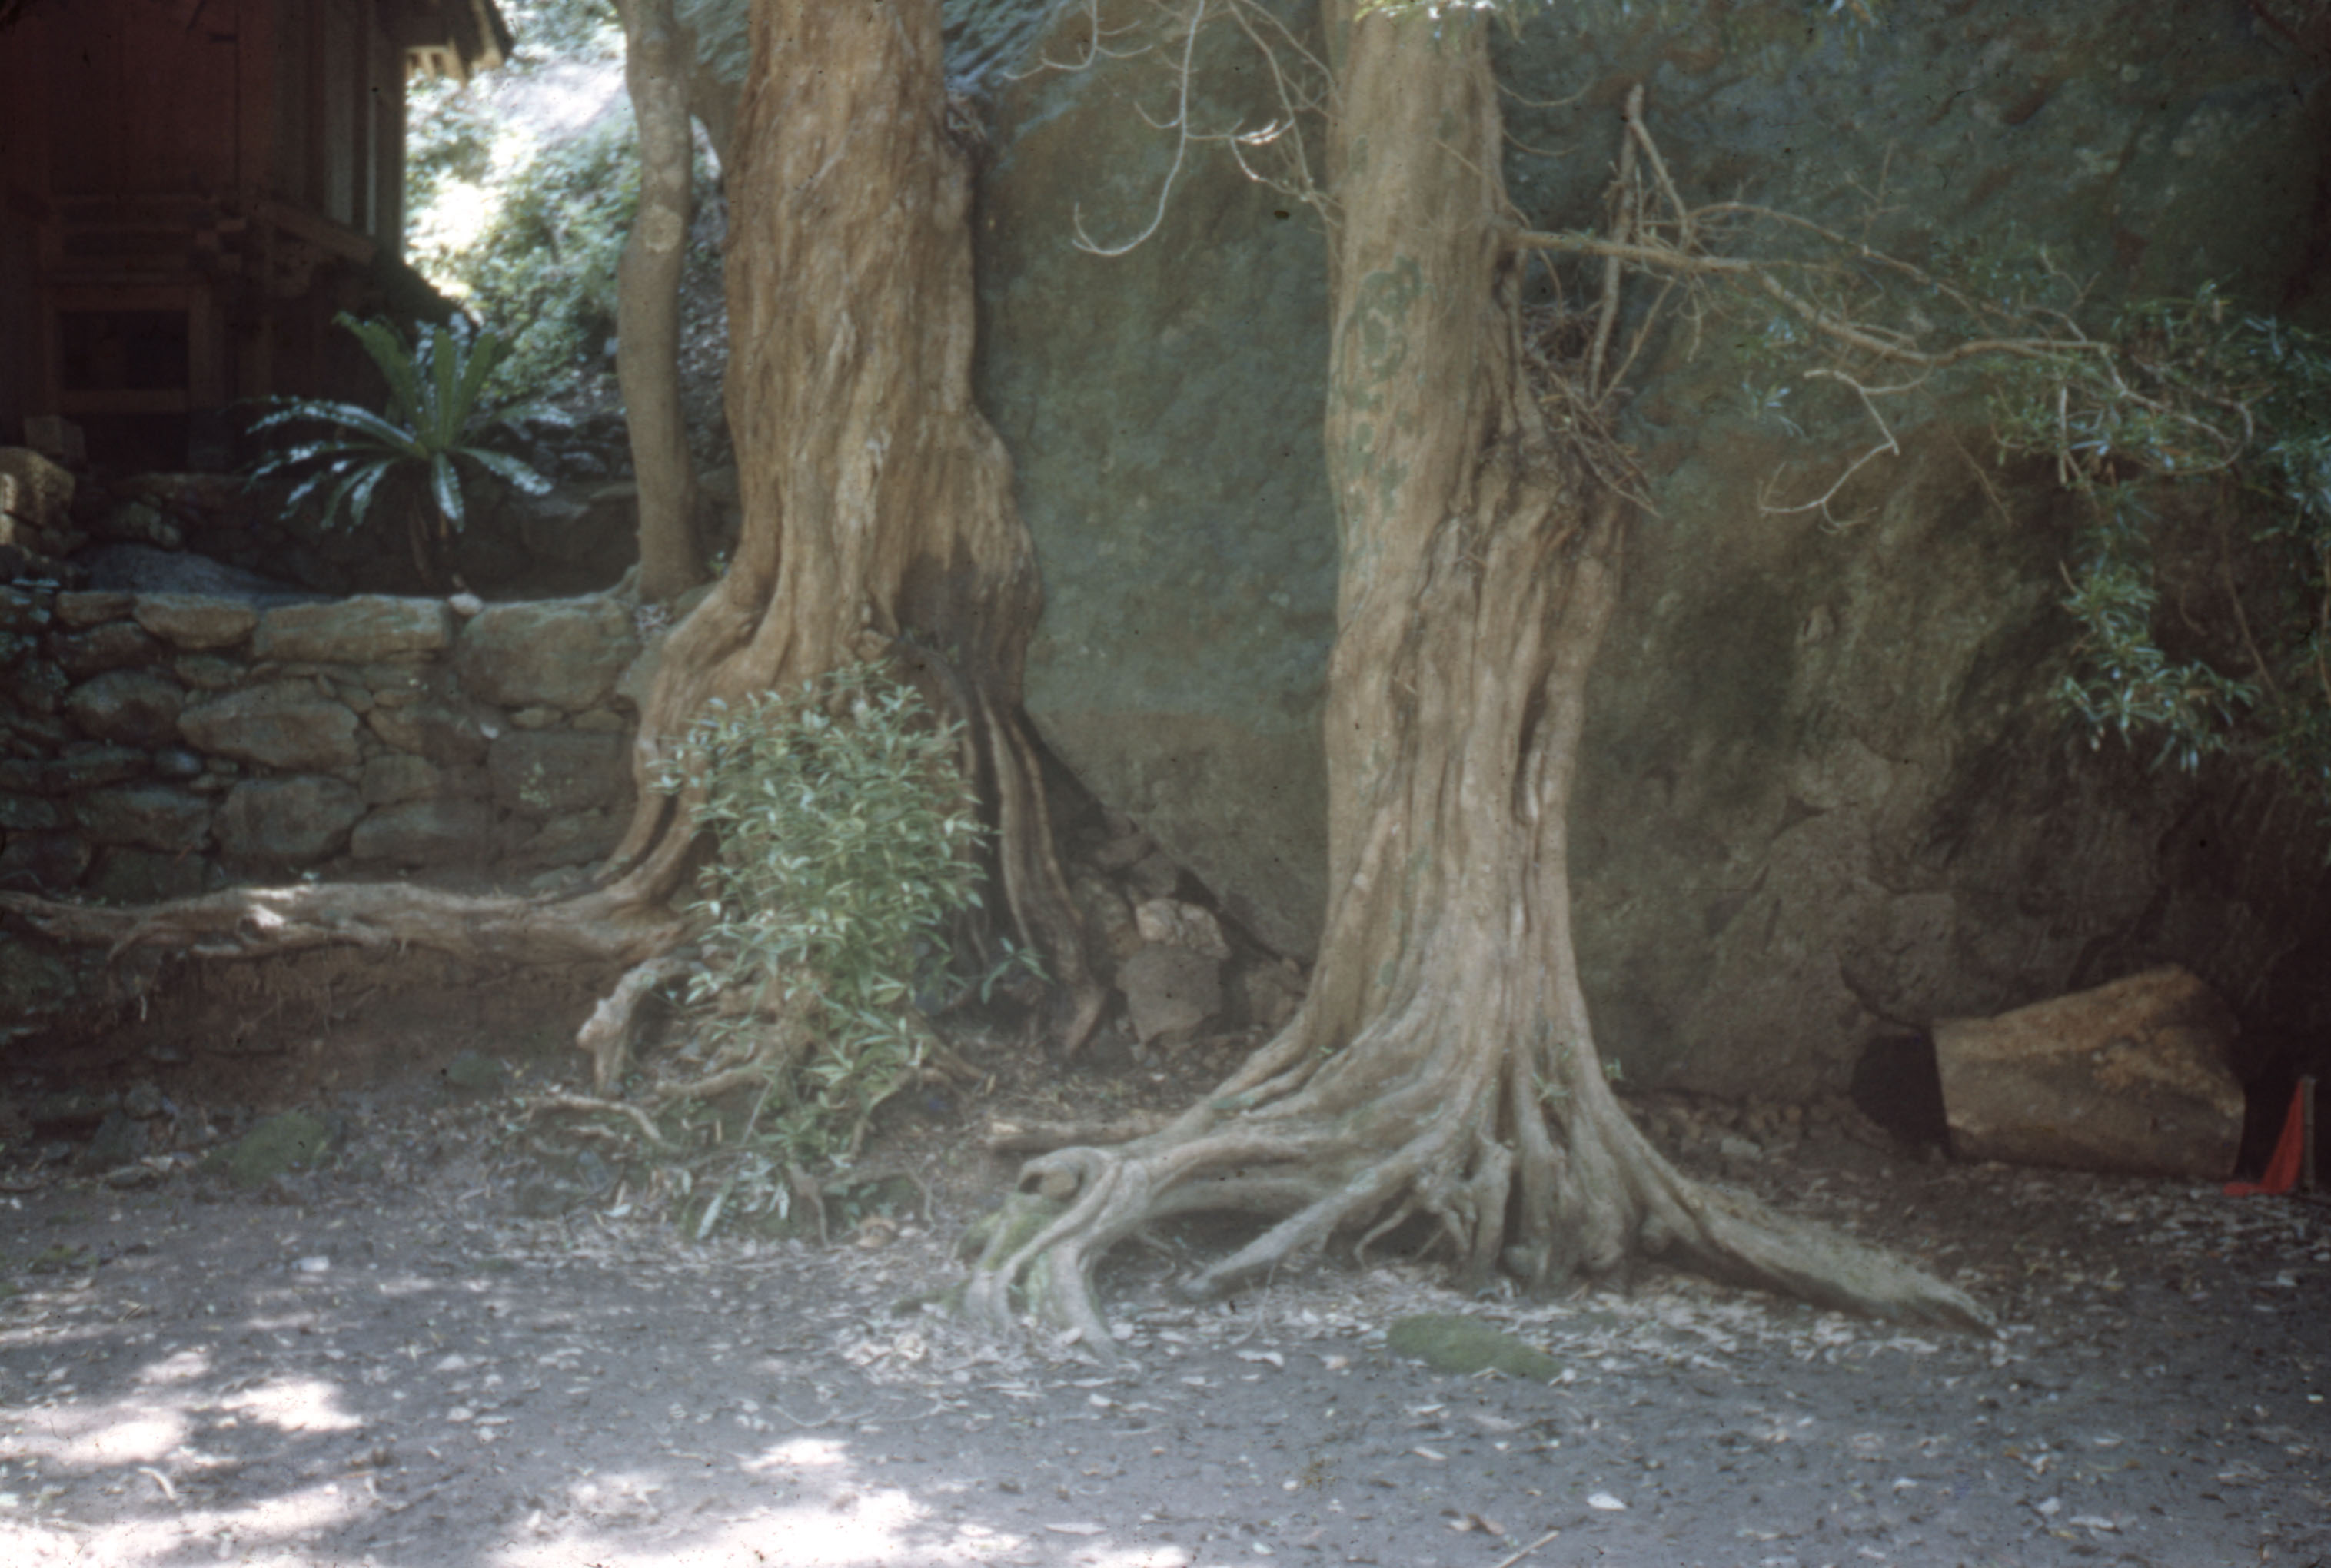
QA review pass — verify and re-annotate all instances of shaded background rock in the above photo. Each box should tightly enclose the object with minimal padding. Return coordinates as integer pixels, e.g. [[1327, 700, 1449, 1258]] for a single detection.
[[969, 0, 2331, 1098], [1118, 943, 1223, 1048], [974, 0, 1338, 958]]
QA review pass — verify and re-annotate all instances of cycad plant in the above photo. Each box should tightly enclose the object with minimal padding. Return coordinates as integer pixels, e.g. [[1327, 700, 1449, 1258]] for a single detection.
[[247, 312, 555, 587]]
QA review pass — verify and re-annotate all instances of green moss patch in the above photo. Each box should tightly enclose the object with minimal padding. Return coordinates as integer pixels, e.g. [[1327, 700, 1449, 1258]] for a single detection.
[[1385, 1314, 1561, 1380], [205, 1110, 336, 1188]]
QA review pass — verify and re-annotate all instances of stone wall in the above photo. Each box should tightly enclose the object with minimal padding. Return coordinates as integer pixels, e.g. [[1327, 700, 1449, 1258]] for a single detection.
[[0, 586, 643, 906]]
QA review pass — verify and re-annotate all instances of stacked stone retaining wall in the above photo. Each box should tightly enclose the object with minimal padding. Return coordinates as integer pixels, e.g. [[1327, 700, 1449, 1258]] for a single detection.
[[0, 586, 645, 903]]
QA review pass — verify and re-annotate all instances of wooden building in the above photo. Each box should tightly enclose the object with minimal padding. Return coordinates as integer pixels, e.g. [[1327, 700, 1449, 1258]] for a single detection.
[[0, 0, 513, 470]]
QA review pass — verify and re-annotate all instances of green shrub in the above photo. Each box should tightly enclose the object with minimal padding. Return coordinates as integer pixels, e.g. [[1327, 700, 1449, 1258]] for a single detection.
[[1988, 285, 2331, 799], [656, 662, 988, 1174]]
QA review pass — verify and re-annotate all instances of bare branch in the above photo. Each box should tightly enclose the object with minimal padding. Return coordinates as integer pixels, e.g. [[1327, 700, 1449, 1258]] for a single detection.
[[1000, 0, 1150, 81], [1073, 0, 1209, 257], [1756, 370, 1904, 529], [1584, 85, 1644, 400]]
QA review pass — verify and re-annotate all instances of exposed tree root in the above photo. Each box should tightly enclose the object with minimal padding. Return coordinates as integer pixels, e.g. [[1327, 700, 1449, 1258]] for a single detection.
[[527, 1088, 679, 1151], [577, 954, 697, 1092], [0, 880, 685, 968], [966, 985, 1991, 1357], [984, 1112, 1174, 1154]]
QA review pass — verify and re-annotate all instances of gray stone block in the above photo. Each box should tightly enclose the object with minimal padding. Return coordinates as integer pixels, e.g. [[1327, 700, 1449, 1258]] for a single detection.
[[454, 599, 638, 712], [348, 798, 500, 865], [65, 669, 185, 748], [131, 594, 258, 650], [74, 784, 211, 852], [215, 776, 366, 865], [488, 730, 629, 818], [178, 681, 361, 772], [254, 595, 452, 663]]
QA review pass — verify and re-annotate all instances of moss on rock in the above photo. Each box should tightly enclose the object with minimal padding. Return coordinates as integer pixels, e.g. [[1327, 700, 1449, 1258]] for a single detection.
[[1385, 1314, 1561, 1380]]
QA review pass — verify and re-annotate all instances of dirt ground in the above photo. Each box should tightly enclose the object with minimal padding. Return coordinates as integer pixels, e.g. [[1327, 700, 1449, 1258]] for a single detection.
[[2, 958, 2326, 1568]]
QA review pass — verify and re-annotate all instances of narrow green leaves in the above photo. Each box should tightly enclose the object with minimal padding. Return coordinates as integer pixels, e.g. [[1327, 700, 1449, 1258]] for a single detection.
[[244, 312, 553, 546]]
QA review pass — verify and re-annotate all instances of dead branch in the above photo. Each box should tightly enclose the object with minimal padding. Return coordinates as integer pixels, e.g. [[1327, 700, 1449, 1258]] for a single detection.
[[986, 1111, 1175, 1153], [529, 1090, 678, 1151]]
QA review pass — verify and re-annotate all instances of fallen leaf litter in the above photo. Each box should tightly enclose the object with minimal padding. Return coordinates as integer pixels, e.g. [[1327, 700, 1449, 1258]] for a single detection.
[[0, 1086, 2321, 1567]]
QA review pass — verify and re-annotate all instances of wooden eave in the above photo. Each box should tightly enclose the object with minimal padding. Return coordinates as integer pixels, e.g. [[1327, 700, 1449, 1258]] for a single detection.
[[397, 0, 515, 83]]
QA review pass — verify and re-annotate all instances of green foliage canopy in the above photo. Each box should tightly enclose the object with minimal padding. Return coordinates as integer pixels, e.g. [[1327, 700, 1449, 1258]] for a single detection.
[[1983, 285, 2331, 802]]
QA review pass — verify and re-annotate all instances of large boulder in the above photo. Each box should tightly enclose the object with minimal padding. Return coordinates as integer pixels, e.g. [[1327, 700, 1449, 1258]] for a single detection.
[[1934, 967, 2246, 1178], [979, 8, 1336, 957], [973, 0, 2331, 1094]]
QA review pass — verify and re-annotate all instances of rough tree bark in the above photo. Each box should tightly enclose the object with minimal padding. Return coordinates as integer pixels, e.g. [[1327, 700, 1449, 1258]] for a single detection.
[[615, 0, 707, 604], [965, 3, 1989, 1347], [1, 0, 1096, 1058]]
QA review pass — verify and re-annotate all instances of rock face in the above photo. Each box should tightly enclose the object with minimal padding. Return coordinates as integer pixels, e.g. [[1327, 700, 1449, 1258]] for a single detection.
[[1934, 967, 2246, 1179], [976, 6, 1336, 958], [973, 0, 2331, 1094]]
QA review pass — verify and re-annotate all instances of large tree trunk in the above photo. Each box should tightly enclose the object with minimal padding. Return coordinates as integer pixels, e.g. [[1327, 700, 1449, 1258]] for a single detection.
[[966, 2, 1987, 1347], [4, 0, 1096, 1057], [615, 0, 707, 604]]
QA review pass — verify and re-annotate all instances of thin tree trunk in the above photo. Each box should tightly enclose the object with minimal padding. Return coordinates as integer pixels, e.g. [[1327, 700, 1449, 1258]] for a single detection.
[[616, 0, 707, 604], [965, 2, 1987, 1347]]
